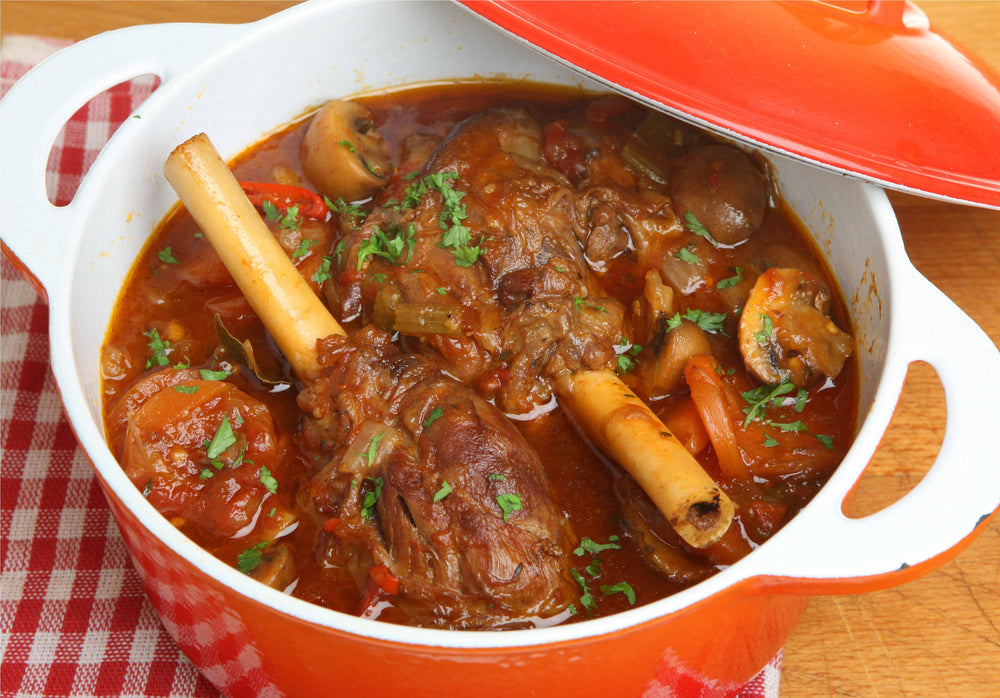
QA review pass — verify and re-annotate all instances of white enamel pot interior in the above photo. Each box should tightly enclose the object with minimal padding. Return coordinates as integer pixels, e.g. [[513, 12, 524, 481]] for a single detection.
[[2, 1, 999, 696]]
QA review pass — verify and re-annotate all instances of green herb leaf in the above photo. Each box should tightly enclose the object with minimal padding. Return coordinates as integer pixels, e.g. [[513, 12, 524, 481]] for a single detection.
[[237, 541, 269, 574], [312, 255, 334, 284], [143, 328, 171, 369], [360, 476, 384, 520], [356, 224, 416, 271], [339, 139, 356, 152], [259, 465, 278, 494], [292, 238, 317, 259], [423, 406, 444, 428], [325, 197, 365, 218], [741, 379, 796, 427], [496, 493, 522, 522], [614, 337, 642, 374], [600, 581, 636, 605], [205, 415, 237, 460], [199, 368, 232, 381], [675, 245, 699, 264], [667, 309, 728, 335], [684, 211, 719, 247], [487, 473, 505, 481], [172, 384, 200, 394], [573, 536, 621, 556], [158, 247, 179, 264], [814, 433, 835, 450], [433, 481, 453, 502], [570, 569, 597, 615], [360, 432, 385, 467], [795, 387, 808, 413], [716, 267, 743, 289], [754, 313, 774, 346]]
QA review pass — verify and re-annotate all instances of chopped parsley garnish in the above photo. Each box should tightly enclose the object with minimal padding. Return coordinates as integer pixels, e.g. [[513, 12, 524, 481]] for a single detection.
[[360, 476, 384, 520], [684, 211, 719, 247], [312, 255, 334, 284], [495, 493, 522, 522], [814, 433, 835, 450], [667, 308, 728, 335], [675, 244, 699, 264], [400, 171, 484, 267], [157, 247, 179, 265], [487, 473, 505, 481], [422, 406, 444, 428], [570, 569, 597, 615], [573, 536, 621, 556], [199, 368, 231, 381], [742, 380, 834, 449], [259, 465, 278, 494], [741, 380, 797, 427], [585, 557, 602, 577], [356, 224, 416, 271], [291, 238, 317, 259], [338, 139, 356, 152], [433, 481, 453, 502], [754, 313, 774, 346], [600, 581, 636, 605], [237, 542, 269, 574], [172, 384, 200, 394], [573, 296, 606, 313], [205, 415, 237, 460], [143, 328, 171, 369], [325, 197, 365, 218], [716, 267, 743, 289], [615, 337, 642, 374], [360, 432, 385, 467], [263, 200, 301, 230]]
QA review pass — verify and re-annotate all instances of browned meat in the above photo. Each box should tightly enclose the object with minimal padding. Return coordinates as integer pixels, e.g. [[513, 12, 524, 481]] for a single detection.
[[327, 108, 625, 414], [297, 326, 575, 629]]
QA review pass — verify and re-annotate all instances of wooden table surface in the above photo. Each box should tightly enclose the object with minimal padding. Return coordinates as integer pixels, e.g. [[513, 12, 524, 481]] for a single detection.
[[3, 2, 998, 696]]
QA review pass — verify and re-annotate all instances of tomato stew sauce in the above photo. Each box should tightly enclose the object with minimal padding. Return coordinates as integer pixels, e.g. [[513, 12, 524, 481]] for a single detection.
[[102, 82, 857, 628]]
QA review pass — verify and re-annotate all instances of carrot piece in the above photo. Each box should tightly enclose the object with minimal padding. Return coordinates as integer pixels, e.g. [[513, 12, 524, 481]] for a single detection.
[[683, 354, 752, 481], [323, 517, 340, 533], [662, 396, 710, 456]]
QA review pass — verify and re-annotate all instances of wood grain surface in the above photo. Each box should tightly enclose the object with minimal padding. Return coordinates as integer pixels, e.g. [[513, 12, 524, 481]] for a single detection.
[[3, 2, 998, 696]]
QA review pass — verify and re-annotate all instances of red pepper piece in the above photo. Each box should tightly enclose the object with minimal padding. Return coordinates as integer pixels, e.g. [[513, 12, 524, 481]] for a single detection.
[[239, 181, 328, 219]]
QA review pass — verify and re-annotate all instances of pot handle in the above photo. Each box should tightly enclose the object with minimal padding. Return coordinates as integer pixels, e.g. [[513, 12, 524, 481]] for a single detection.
[[0, 22, 248, 296], [745, 265, 1000, 594]]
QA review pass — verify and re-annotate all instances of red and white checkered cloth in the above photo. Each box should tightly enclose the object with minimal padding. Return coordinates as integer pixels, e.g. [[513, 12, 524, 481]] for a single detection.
[[0, 35, 782, 698]]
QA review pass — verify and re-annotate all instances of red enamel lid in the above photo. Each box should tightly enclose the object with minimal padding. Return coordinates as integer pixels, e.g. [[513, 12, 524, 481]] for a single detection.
[[458, 0, 1000, 209]]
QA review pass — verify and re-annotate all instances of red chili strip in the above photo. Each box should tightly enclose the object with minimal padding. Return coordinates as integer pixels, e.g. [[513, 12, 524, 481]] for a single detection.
[[239, 181, 328, 219]]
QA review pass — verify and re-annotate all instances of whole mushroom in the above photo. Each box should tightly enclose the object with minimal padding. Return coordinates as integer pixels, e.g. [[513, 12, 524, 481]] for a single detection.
[[670, 144, 767, 246], [300, 100, 393, 203]]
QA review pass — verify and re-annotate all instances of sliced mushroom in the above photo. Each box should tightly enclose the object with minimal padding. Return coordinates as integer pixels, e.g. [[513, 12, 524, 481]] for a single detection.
[[670, 144, 767, 246], [248, 543, 298, 591], [636, 318, 713, 399], [300, 100, 393, 203], [738, 267, 853, 386]]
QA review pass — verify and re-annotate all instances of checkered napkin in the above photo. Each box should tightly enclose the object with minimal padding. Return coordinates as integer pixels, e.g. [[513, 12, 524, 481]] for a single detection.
[[0, 35, 782, 698]]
